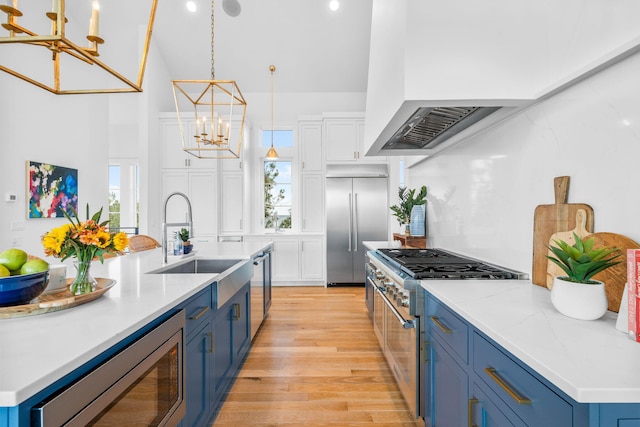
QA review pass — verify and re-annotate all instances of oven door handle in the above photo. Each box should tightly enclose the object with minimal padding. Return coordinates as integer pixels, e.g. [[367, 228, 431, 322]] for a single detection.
[[376, 288, 415, 329]]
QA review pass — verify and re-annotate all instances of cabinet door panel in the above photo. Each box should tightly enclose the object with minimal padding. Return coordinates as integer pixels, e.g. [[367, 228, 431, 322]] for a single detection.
[[184, 320, 213, 427], [301, 238, 324, 280], [471, 382, 523, 427], [325, 119, 358, 161], [271, 238, 299, 280], [162, 171, 189, 225], [299, 122, 323, 172], [189, 172, 217, 236], [212, 309, 232, 398], [220, 173, 243, 233], [432, 337, 468, 427], [301, 174, 323, 232]]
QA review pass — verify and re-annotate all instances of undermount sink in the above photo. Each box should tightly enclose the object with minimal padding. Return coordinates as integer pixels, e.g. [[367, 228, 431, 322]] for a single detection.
[[147, 258, 243, 275]]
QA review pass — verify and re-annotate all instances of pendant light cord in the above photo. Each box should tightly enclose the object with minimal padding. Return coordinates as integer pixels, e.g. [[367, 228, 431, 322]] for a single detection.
[[270, 65, 275, 148], [211, 0, 215, 79]]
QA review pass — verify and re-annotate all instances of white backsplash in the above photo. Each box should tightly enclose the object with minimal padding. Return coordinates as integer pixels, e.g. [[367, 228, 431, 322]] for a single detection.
[[407, 50, 640, 275]]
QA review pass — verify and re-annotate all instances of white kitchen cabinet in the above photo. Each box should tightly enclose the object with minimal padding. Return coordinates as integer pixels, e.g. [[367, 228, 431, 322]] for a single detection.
[[300, 237, 324, 280], [299, 121, 323, 172], [162, 170, 217, 237], [161, 118, 213, 169], [324, 116, 387, 164], [219, 173, 244, 234], [270, 237, 300, 281], [300, 174, 324, 232]]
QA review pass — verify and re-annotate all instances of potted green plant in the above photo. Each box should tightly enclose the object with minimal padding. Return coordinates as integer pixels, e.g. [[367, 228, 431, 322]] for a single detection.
[[390, 186, 427, 235], [179, 228, 192, 255], [547, 232, 621, 320]]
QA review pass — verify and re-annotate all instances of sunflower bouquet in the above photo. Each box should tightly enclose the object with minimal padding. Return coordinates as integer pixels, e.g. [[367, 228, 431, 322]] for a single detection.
[[42, 204, 129, 294]]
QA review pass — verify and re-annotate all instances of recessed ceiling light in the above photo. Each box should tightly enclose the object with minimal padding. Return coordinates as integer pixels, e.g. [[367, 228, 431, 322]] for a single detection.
[[329, 0, 339, 11], [186, 1, 197, 13]]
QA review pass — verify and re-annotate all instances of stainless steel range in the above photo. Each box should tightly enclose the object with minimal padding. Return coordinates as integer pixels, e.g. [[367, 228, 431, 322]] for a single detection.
[[366, 248, 527, 421]]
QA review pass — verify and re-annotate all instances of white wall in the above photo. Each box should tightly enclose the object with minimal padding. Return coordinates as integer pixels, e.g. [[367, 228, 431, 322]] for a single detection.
[[406, 50, 640, 274], [0, 77, 110, 259]]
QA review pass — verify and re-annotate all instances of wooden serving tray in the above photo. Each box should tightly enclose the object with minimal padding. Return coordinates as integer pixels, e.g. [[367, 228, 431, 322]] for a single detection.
[[0, 278, 116, 319]]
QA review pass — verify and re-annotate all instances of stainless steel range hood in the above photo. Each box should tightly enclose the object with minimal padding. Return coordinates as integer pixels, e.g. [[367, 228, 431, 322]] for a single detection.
[[381, 106, 501, 151]]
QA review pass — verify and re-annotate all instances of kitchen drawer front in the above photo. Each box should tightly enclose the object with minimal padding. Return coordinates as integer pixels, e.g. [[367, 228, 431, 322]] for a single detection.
[[182, 287, 213, 338], [426, 297, 468, 364], [473, 332, 572, 427]]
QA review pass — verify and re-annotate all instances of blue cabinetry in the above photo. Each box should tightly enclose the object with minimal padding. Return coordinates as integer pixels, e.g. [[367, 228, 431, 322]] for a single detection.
[[211, 282, 251, 416], [180, 287, 214, 427], [180, 281, 251, 426], [423, 290, 594, 427]]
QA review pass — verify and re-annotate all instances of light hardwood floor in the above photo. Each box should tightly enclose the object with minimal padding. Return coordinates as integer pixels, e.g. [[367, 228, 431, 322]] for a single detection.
[[212, 286, 423, 427]]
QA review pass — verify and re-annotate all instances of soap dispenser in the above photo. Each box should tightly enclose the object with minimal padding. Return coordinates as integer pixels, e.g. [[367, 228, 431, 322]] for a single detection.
[[174, 231, 183, 256]]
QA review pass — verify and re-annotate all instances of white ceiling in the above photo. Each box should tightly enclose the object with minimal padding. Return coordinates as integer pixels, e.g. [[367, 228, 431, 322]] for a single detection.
[[151, 0, 373, 94]]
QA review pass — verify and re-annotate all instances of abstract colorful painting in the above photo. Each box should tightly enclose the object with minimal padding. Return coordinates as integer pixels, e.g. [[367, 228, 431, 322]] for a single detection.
[[27, 161, 78, 219]]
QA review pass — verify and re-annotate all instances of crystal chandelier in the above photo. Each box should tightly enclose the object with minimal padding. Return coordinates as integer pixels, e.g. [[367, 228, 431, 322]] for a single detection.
[[0, 0, 158, 94], [172, 0, 247, 160]]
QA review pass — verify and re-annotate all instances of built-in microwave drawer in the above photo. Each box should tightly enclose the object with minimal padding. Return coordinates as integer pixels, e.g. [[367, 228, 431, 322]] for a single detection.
[[426, 297, 468, 363], [183, 287, 212, 337], [473, 332, 572, 427]]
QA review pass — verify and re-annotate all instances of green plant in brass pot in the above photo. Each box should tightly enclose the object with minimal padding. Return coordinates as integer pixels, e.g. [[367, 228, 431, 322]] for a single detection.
[[390, 186, 427, 230], [547, 232, 621, 320]]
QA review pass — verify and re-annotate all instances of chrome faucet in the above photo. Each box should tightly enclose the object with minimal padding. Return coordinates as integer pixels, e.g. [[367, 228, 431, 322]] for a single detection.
[[162, 192, 193, 263]]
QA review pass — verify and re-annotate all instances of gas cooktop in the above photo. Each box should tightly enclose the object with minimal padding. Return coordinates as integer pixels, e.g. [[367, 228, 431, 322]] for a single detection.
[[376, 248, 526, 280]]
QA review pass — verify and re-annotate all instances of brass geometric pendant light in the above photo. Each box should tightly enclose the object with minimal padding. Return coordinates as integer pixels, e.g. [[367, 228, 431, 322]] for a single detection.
[[172, 0, 247, 160], [0, 0, 158, 94]]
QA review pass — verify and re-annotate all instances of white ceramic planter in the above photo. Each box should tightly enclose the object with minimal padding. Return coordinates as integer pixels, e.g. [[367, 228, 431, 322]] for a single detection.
[[550, 276, 608, 320]]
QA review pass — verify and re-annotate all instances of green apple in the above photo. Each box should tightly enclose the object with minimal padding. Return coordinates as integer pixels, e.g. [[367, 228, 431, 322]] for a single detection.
[[20, 259, 49, 275], [0, 264, 10, 277], [0, 248, 28, 271]]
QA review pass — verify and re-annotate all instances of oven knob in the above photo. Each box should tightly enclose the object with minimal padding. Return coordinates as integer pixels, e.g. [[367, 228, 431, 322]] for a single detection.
[[375, 271, 385, 280], [400, 294, 410, 307]]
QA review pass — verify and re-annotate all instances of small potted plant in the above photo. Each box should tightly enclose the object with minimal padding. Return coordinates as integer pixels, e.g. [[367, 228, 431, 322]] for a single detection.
[[390, 186, 427, 235], [547, 232, 621, 320], [179, 228, 192, 255]]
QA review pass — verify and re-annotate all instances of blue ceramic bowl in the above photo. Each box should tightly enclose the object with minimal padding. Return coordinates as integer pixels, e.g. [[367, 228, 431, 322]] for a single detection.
[[0, 271, 49, 307]]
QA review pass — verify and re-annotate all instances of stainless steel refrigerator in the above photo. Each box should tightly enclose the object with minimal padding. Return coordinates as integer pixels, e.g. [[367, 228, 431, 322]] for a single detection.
[[326, 165, 388, 285]]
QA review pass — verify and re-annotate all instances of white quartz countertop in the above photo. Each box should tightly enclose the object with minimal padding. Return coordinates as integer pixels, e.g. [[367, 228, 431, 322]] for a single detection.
[[0, 241, 272, 407], [421, 279, 640, 403]]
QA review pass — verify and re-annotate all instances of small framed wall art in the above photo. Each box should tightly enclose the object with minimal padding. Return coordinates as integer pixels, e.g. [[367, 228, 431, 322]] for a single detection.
[[27, 161, 78, 219]]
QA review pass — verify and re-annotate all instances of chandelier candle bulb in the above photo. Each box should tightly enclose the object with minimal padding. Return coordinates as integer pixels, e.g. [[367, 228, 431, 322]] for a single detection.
[[51, 0, 58, 13], [89, 0, 99, 37]]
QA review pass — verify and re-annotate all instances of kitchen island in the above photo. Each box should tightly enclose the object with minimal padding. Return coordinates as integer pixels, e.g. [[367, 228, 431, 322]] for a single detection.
[[0, 241, 272, 424]]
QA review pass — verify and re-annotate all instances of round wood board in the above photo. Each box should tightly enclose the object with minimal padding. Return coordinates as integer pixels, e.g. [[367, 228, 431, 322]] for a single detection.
[[589, 233, 640, 312]]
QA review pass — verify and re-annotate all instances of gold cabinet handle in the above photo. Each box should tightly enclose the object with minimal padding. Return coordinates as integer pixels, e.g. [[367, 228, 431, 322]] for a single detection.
[[189, 306, 210, 320], [232, 303, 241, 321], [206, 332, 214, 353], [484, 367, 531, 405], [430, 316, 453, 334], [468, 397, 478, 427]]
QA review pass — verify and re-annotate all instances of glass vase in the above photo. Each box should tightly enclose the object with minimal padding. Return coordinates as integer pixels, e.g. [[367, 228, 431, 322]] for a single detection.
[[70, 260, 98, 295]]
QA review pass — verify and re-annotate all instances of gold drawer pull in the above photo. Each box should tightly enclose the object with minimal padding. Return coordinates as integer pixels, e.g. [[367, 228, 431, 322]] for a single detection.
[[468, 397, 478, 427], [484, 367, 531, 405], [430, 316, 452, 334], [189, 306, 210, 320]]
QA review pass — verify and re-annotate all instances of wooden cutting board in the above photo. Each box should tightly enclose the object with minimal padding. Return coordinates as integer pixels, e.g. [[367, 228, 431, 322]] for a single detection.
[[532, 176, 594, 287], [546, 208, 590, 289], [588, 232, 640, 313]]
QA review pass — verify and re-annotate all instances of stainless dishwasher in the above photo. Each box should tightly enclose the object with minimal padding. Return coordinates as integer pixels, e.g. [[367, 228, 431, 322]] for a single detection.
[[250, 248, 272, 340]]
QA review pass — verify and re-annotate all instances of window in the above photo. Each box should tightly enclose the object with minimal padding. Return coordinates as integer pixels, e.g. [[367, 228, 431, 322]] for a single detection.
[[108, 160, 139, 235], [261, 129, 294, 148], [109, 165, 121, 229], [264, 161, 292, 229]]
